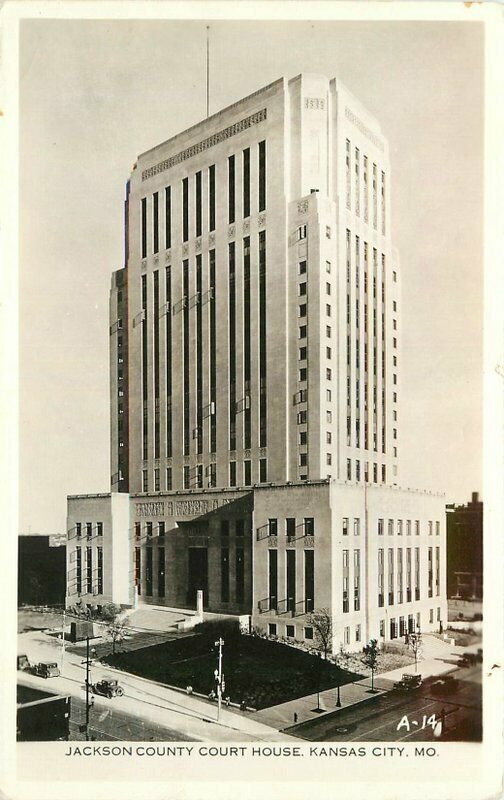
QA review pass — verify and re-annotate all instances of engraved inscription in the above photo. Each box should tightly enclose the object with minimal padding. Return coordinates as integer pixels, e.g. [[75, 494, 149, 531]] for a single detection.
[[136, 502, 165, 517], [345, 107, 385, 152], [175, 499, 209, 516], [305, 97, 325, 110], [142, 109, 267, 181]]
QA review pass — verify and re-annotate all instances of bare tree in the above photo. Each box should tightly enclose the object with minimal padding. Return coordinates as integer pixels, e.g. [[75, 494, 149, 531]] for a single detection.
[[361, 639, 380, 693], [306, 608, 333, 660], [106, 617, 129, 655], [407, 630, 423, 673]]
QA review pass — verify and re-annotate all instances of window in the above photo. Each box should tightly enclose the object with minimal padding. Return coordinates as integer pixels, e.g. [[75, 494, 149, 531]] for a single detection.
[[354, 518, 360, 536], [304, 518, 314, 536], [415, 520, 420, 535], [344, 627, 350, 645], [142, 470, 148, 492], [397, 520, 403, 536], [304, 627, 314, 640], [229, 461, 236, 487], [428, 520, 433, 536], [299, 260, 307, 275], [347, 459, 351, 480], [268, 623, 277, 636], [326, 368, 332, 380], [297, 225, 307, 241], [286, 625, 295, 638], [85, 522, 92, 539], [228, 155, 235, 223], [183, 465, 190, 490], [299, 325, 307, 339], [182, 177, 189, 242], [259, 458, 267, 483], [326, 304, 331, 317], [258, 140, 266, 211], [299, 453, 308, 467], [195, 172, 202, 237], [388, 519, 394, 536], [326, 347, 332, 359], [342, 518, 349, 536], [299, 347, 307, 360], [378, 518, 384, 536], [243, 148, 250, 218], [326, 431, 332, 444], [166, 467, 172, 491], [76, 523, 82, 538], [244, 460, 252, 486], [141, 197, 147, 258], [429, 608, 434, 624], [326, 453, 332, 466], [208, 165, 215, 232], [299, 282, 307, 296], [326, 325, 331, 338], [326, 389, 332, 401], [297, 410, 307, 424], [154, 468, 160, 492], [355, 624, 361, 643], [299, 304, 307, 318], [327, 410, 332, 423]]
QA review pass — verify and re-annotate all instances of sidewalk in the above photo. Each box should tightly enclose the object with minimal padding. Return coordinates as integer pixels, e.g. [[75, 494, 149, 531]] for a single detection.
[[17, 630, 297, 742]]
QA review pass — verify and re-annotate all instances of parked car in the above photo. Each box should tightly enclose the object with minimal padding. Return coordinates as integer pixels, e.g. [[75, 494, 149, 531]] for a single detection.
[[431, 675, 460, 694], [91, 679, 124, 699], [17, 655, 31, 671], [393, 673, 422, 691], [32, 662, 60, 679]]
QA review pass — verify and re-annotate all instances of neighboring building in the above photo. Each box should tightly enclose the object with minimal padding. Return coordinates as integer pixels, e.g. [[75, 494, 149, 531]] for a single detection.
[[66, 74, 447, 651], [446, 492, 483, 600], [17, 684, 70, 741], [18, 534, 66, 606]]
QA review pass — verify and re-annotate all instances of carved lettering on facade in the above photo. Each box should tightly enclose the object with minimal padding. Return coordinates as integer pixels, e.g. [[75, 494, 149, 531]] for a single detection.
[[175, 499, 209, 516], [345, 107, 385, 152], [136, 502, 165, 517], [305, 97, 325, 110], [297, 200, 309, 214], [142, 109, 267, 181]]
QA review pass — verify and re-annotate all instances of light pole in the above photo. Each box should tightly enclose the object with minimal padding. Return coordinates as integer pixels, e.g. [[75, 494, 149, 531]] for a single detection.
[[336, 682, 341, 708], [214, 637, 224, 722], [60, 608, 66, 674]]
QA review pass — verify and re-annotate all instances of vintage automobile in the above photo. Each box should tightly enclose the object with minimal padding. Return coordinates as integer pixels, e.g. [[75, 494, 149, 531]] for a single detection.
[[431, 675, 460, 694], [91, 679, 124, 699], [17, 654, 31, 671], [393, 673, 422, 691], [32, 661, 61, 678]]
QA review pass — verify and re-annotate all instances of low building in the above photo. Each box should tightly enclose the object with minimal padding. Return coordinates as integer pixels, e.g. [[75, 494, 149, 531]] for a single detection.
[[66, 480, 446, 652], [17, 684, 71, 741], [446, 492, 483, 600], [18, 534, 66, 606]]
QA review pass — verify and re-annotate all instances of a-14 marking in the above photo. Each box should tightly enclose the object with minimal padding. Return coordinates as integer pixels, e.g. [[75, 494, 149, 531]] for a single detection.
[[397, 713, 444, 733]]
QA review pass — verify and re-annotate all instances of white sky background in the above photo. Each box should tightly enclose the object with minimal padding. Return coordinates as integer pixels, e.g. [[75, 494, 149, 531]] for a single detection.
[[19, 19, 483, 535]]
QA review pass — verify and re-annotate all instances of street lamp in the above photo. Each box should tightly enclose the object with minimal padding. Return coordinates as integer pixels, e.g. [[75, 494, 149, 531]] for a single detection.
[[214, 638, 224, 721], [336, 682, 341, 708]]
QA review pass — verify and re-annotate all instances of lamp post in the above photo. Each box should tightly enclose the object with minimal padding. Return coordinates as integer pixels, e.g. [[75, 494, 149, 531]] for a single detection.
[[214, 637, 224, 722], [336, 682, 341, 708]]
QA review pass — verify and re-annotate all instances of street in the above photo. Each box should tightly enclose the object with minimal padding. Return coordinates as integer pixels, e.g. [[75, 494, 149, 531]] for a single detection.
[[286, 666, 482, 742]]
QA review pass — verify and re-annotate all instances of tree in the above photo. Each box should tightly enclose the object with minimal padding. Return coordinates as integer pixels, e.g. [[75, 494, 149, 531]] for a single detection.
[[306, 608, 333, 660], [106, 617, 129, 655], [100, 603, 122, 622], [361, 639, 380, 693], [407, 630, 423, 673]]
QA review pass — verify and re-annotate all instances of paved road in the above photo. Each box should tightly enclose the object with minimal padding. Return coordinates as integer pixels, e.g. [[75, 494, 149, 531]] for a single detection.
[[286, 666, 481, 742], [18, 630, 295, 742], [68, 696, 195, 741]]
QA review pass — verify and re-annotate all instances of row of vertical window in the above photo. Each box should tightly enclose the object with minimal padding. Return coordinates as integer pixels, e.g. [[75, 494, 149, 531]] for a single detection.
[[383, 608, 441, 640], [267, 548, 314, 615], [342, 548, 361, 612], [140, 141, 266, 258], [377, 519, 441, 536], [268, 622, 314, 641], [346, 459, 387, 484], [140, 458, 269, 493], [74, 546, 103, 596], [377, 546, 440, 607], [345, 140, 386, 235], [75, 522, 103, 538], [265, 517, 315, 538]]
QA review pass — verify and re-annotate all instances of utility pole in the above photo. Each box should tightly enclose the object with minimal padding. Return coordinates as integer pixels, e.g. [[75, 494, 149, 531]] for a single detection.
[[214, 637, 224, 721], [60, 608, 66, 674], [81, 637, 96, 741]]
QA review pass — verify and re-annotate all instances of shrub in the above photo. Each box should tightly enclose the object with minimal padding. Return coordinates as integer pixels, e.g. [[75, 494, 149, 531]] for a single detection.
[[193, 618, 241, 645]]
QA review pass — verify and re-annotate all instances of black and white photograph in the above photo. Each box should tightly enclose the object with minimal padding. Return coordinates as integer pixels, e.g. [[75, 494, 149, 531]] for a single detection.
[[1, 2, 502, 799]]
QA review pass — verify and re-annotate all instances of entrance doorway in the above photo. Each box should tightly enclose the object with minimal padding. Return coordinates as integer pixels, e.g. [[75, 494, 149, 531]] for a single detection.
[[187, 547, 208, 608]]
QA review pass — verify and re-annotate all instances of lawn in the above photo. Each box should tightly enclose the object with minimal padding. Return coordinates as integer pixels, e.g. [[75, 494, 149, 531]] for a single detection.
[[103, 631, 363, 710]]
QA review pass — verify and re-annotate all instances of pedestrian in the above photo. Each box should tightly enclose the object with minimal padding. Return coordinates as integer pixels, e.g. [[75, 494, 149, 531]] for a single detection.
[[225, 696, 231, 707], [240, 699, 246, 712], [293, 712, 298, 724], [186, 684, 193, 695], [208, 689, 216, 701]]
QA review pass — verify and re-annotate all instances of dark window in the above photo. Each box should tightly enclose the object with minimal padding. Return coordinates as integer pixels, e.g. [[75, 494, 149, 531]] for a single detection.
[[96, 522, 103, 537], [182, 177, 189, 242], [209, 250, 217, 452], [228, 243, 236, 450], [165, 186, 171, 249], [258, 140, 266, 212], [229, 461, 236, 487], [145, 548, 153, 596], [196, 255, 203, 454], [304, 518, 314, 536], [165, 266, 172, 457], [243, 236, 251, 448], [221, 548, 229, 602], [195, 171, 202, 237], [228, 155, 235, 223], [304, 550, 314, 613], [244, 460, 252, 486], [152, 192, 159, 254], [183, 260, 190, 455], [141, 197, 147, 258], [86, 547, 92, 593], [259, 458, 267, 483], [236, 548, 245, 604], [208, 165, 216, 232], [97, 547, 103, 594], [153, 270, 160, 458], [268, 549, 277, 611], [286, 550, 296, 612], [158, 547, 165, 597], [243, 148, 250, 218], [259, 231, 267, 447]]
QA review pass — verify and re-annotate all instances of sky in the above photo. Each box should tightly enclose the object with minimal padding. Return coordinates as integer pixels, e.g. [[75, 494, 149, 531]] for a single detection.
[[19, 18, 483, 535]]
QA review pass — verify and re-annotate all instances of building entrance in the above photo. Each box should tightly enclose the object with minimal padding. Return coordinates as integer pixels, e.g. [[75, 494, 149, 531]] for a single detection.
[[187, 547, 208, 608]]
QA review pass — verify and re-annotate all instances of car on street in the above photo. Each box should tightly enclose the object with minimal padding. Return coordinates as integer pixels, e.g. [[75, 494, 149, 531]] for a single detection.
[[32, 661, 61, 679], [91, 678, 125, 699]]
